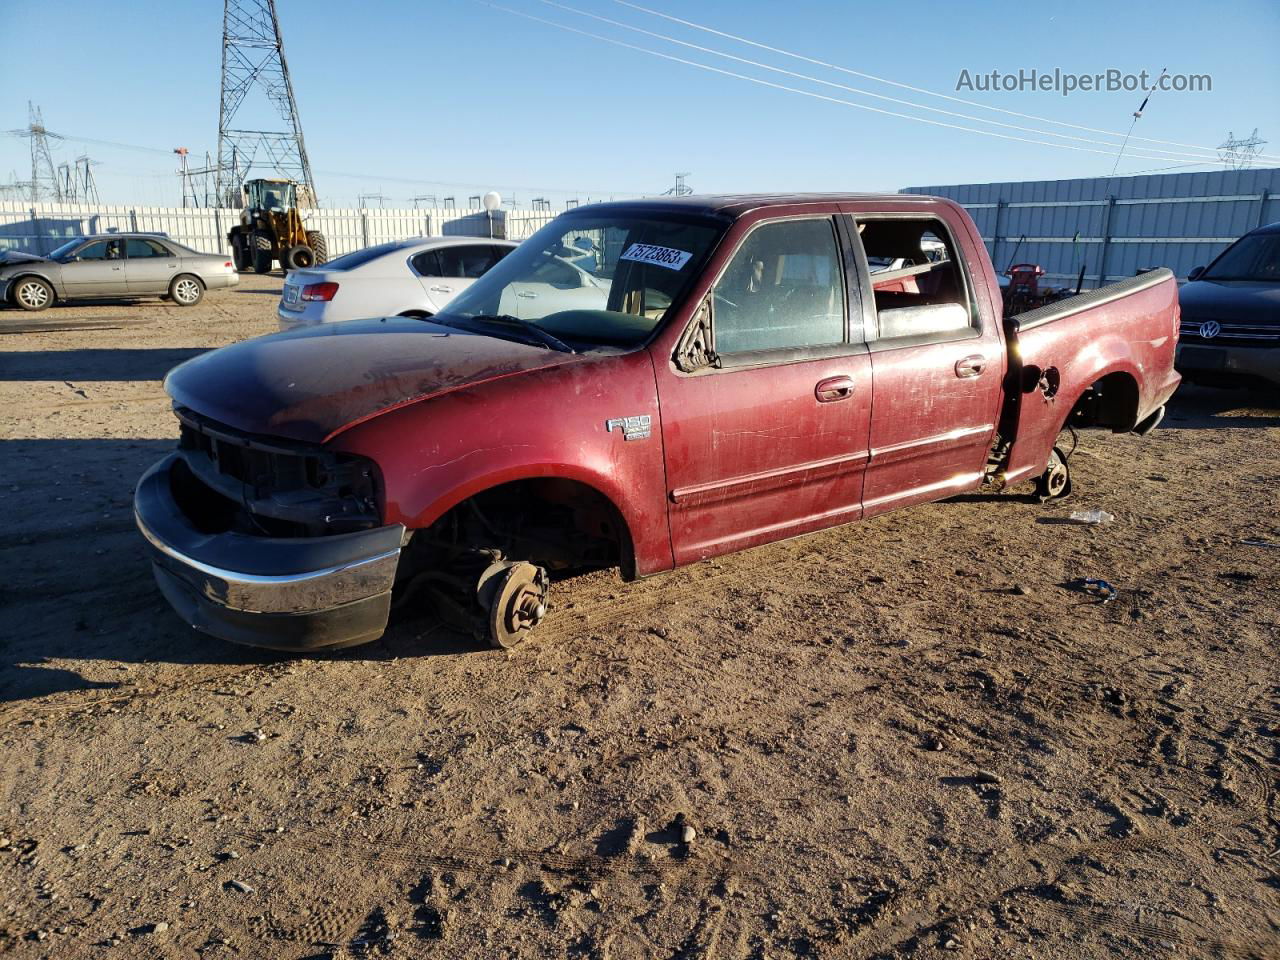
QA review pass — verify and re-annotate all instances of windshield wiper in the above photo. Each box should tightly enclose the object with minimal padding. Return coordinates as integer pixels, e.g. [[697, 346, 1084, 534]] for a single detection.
[[440, 314, 575, 354]]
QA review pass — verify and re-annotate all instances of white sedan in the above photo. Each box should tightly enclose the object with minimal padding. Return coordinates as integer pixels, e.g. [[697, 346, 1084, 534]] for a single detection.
[[277, 236, 518, 328]]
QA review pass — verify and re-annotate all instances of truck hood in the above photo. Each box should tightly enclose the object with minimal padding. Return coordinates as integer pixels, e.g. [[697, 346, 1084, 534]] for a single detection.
[[164, 317, 579, 444], [1178, 279, 1280, 325]]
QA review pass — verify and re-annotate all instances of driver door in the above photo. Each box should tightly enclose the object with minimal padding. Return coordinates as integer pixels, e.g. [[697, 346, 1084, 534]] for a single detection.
[[62, 238, 128, 297], [655, 214, 874, 564]]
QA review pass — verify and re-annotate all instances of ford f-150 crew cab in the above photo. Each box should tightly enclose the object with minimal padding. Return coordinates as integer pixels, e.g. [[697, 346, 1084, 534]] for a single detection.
[[134, 194, 1181, 651]]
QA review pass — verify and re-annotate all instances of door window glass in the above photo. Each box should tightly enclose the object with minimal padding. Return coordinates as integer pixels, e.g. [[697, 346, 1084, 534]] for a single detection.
[[411, 250, 443, 277], [712, 218, 845, 355], [858, 218, 973, 339], [437, 245, 499, 279], [77, 239, 125, 261], [125, 238, 171, 258]]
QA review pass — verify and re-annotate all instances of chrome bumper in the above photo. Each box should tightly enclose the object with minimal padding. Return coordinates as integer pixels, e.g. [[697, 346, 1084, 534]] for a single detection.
[[134, 454, 404, 649]]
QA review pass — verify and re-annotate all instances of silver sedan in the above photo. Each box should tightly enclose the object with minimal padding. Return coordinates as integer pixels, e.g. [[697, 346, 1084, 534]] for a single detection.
[[0, 234, 239, 311]]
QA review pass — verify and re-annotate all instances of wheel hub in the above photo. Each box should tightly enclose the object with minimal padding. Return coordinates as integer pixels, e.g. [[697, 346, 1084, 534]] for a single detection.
[[478, 561, 549, 650]]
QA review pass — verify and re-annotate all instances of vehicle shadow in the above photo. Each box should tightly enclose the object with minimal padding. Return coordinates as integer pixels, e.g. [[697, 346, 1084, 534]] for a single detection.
[[2, 348, 207, 381], [0, 436, 488, 700], [1164, 384, 1280, 430]]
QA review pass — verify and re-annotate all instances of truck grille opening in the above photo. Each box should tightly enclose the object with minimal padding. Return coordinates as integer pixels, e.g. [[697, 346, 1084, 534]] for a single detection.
[[173, 407, 381, 537]]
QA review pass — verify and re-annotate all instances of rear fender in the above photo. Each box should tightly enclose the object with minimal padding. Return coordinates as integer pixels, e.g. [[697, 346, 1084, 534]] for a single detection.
[[1003, 340, 1143, 486]]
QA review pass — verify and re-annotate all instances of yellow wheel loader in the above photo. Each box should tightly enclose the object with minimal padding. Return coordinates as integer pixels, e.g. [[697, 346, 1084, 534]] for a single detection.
[[226, 178, 327, 274]]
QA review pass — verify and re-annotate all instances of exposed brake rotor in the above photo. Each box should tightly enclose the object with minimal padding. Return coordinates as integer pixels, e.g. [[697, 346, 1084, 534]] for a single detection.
[[477, 560, 549, 650]]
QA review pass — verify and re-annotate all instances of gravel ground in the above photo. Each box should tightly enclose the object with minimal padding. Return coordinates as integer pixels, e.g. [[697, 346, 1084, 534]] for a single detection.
[[1, 274, 1277, 959]]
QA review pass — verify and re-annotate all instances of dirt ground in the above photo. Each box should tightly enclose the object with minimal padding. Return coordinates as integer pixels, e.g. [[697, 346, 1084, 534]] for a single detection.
[[0, 273, 1277, 960]]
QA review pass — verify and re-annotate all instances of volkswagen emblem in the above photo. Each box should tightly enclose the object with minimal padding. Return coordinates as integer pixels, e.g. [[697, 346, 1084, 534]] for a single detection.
[[1199, 320, 1221, 339]]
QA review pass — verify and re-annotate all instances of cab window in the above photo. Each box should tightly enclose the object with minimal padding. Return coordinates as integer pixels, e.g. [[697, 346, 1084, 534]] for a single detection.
[[712, 218, 845, 356], [857, 218, 973, 340]]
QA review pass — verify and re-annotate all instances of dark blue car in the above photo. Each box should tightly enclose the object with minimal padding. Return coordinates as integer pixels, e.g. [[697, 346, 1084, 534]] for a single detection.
[[1176, 221, 1280, 389]]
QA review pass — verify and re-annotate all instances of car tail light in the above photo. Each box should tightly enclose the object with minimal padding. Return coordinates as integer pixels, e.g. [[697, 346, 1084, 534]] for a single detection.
[[224, 261, 233, 268], [301, 282, 339, 302]]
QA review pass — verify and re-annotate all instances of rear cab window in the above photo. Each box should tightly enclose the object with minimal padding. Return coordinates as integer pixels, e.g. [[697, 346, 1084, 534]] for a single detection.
[[851, 216, 977, 344]]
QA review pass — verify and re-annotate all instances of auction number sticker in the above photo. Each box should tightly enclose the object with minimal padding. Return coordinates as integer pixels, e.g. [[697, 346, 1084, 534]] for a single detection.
[[620, 243, 693, 271]]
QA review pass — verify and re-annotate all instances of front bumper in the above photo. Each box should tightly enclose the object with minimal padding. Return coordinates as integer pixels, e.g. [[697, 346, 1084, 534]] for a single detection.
[[134, 454, 404, 650], [1176, 342, 1280, 388]]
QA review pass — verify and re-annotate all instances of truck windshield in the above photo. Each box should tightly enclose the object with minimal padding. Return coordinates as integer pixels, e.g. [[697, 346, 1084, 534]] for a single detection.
[[1203, 233, 1280, 282], [439, 213, 724, 346]]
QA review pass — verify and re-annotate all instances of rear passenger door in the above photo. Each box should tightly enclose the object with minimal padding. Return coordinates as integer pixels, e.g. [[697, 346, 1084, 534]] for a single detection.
[[656, 213, 874, 564], [124, 237, 180, 294], [413, 244, 501, 311], [847, 212, 1005, 515]]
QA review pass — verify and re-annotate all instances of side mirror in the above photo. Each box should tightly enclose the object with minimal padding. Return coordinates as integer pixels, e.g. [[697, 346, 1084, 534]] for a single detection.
[[1187, 266, 1205, 281]]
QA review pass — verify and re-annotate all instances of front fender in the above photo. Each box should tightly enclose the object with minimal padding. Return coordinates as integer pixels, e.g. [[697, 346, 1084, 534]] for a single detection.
[[5, 267, 62, 297], [329, 350, 675, 576]]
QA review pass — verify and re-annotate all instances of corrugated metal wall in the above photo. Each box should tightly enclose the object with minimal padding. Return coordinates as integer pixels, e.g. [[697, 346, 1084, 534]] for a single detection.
[[0, 203, 559, 258], [903, 167, 1279, 287]]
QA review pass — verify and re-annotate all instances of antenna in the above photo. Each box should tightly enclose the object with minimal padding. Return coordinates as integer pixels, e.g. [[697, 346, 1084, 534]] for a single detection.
[[216, 0, 317, 206], [1108, 68, 1167, 177]]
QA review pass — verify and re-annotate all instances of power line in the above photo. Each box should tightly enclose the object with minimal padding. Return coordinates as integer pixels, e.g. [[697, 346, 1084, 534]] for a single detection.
[[610, 0, 1280, 164], [542, 0, 1231, 165], [469, 1, 1238, 165]]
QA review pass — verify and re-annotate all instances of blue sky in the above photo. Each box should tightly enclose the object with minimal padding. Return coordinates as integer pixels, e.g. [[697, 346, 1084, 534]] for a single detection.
[[2, 0, 1277, 208]]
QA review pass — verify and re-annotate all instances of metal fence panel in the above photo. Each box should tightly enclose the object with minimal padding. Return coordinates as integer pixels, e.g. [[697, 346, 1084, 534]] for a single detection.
[[904, 167, 1279, 286], [0, 202, 564, 258]]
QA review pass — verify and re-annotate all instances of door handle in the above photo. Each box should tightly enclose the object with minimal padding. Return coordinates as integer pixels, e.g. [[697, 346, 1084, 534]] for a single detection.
[[112, 265, 122, 271], [429, 285, 453, 293], [516, 291, 538, 299], [815, 375, 855, 402], [955, 354, 987, 378]]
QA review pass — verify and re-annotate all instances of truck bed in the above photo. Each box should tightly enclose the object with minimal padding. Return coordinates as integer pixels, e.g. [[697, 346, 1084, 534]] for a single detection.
[[1000, 268, 1182, 487]]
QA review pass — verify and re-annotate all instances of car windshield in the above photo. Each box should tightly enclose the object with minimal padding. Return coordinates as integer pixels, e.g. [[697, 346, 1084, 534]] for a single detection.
[[48, 238, 85, 261], [439, 213, 725, 346], [1202, 233, 1280, 282]]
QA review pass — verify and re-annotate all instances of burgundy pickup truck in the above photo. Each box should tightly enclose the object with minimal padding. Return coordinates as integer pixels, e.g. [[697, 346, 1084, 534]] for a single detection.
[[134, 194, 1181, 650]]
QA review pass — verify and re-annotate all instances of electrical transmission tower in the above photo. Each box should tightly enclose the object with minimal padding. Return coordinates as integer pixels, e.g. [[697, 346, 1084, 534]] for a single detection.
[[216, 0, 316, 206], [1218, 129, 1267, 170], [664, 172, 692, 197], [27, 102, 62, 203], [55, 156, 100, 204]]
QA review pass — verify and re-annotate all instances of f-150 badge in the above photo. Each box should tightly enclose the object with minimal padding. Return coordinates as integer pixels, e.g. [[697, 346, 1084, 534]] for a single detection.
[[605, 415, 652, 441]]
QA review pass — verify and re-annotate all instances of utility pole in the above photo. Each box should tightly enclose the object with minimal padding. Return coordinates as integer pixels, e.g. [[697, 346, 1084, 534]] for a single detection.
[[27, 102, 61, 203], [216, 0, 316, 206]]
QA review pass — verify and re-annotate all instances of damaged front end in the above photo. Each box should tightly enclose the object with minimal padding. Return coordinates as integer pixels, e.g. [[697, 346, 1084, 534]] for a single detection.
[[134, 408, 405, 650]]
